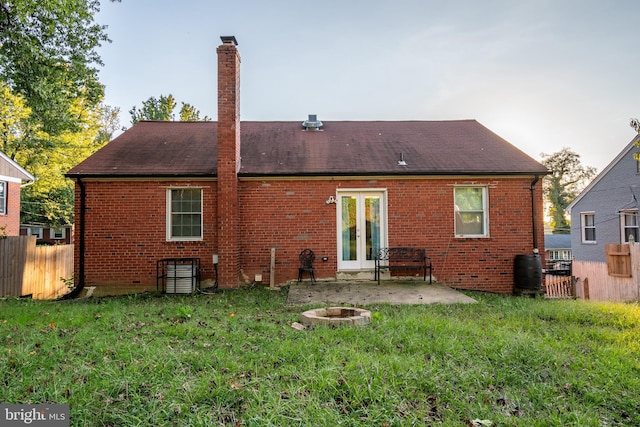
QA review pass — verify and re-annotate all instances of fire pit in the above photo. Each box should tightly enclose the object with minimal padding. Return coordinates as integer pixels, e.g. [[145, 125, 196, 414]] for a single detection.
[[300, 307, 371, 326]]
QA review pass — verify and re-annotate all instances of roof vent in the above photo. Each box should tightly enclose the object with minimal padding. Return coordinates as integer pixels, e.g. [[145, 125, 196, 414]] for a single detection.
[[302, 114, 323, 131]]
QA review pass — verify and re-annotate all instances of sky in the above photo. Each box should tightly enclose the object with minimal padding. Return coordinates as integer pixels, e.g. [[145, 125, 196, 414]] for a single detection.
[[95, 0, 639, 173]]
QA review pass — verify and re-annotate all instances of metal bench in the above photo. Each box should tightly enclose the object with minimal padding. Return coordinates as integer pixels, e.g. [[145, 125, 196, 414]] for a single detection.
[[372, 247, 432, 285]]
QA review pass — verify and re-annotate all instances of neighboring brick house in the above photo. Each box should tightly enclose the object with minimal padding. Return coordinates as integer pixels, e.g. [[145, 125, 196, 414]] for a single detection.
[[67, 36, 548, 296], [0, 150, 35, 236], [19, 224, 73, 245]]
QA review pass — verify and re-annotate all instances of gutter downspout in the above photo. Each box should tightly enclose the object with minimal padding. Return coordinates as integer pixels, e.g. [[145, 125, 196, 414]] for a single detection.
[[530, 175, 540, 252], [60, 178, 85, 300]]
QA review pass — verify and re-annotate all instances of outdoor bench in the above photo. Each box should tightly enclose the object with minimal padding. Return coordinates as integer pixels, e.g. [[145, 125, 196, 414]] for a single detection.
[[372, 247, 432, 285]]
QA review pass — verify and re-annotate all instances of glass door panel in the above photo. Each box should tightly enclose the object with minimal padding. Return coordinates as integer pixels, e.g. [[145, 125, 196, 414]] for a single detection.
[[341, 196, 357, 262]]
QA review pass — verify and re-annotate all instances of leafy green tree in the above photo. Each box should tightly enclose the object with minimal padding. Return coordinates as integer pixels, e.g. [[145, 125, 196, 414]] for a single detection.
[[632, 119, 640, 161], [541, 147, 597, 234], [0, 81, 32, 158], [179, 102, 210, 122], [130, 94, 210, 125], [18, 98, 109, 226], [130, 94, 177, 124], [0, 1, 120, 226], [0, 0, 117, 134], [96, 104, 121, 144]]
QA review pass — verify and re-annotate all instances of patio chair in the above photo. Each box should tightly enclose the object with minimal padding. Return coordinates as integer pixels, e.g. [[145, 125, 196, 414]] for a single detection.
[[297, 249, 316, 283]]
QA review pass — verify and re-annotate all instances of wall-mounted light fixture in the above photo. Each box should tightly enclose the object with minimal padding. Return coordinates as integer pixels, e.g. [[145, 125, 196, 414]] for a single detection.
[[325, 195, 337, 204]]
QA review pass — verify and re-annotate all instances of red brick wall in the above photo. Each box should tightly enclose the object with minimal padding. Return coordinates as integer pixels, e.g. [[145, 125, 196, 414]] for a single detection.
[[0, 181, 21, 236], [238, 179, 339, 284], [238, 177, 545, 293], [73, 180, 218, 291], [75, 176, 544, 294]]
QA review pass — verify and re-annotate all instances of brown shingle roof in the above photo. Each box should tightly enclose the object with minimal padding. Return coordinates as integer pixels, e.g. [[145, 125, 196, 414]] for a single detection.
[[67, 119, 548, 178], [67, 121, 217, 177]]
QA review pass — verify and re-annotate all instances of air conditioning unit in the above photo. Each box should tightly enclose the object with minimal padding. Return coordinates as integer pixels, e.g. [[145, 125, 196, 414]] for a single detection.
[[158, 258, 199, 294], [166, 264, 196, 294]]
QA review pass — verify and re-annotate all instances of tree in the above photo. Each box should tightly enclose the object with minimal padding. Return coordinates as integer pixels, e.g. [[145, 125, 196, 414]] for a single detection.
[[96, 104, 121, 144], [179, 102, 210, 122], [541, 147, 597, 234], [632, 119, 640, 161], [18, 98, 110, 226], [130, 94, 177, 124], [0, 81, 32, 158], [129, 94, 210, 125], [0, 0, 117, 134], [0, 1, 121, 226]]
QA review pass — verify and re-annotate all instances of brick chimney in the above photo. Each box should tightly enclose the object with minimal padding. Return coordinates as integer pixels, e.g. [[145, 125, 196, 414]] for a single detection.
[[217, 35, 241, 288]]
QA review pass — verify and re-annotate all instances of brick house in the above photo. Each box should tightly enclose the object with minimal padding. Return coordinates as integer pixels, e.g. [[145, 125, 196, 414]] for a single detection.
[[19, 224, 73, 245], [0, 150, 35, 236], [67, 36, 548, 296]]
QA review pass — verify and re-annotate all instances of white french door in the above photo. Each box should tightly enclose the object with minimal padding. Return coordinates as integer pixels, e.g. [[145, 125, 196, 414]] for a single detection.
[[337, 191, 386, 271]]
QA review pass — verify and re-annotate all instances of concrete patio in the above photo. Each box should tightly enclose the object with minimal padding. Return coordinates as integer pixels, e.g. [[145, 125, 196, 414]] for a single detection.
[[286, 281, 477, 305]]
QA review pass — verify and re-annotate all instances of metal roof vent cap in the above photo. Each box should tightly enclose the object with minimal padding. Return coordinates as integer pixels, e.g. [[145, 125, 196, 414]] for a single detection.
[[302, 114, 323, 131]]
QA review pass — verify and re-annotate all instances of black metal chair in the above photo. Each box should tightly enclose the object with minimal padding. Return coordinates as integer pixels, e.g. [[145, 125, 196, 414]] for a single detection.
[[297, 249, 316, 283]]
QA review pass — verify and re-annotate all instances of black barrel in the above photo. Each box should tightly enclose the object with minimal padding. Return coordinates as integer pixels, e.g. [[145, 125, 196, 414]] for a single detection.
[[514, 254, 542, 291]]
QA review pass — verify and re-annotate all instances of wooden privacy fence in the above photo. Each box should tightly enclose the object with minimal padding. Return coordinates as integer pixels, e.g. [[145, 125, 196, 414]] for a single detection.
[[572, 244, 640, 302], [0, 236, 73, 300]]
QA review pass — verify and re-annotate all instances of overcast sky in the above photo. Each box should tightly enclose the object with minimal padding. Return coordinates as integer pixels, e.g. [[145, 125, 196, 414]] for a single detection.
[[96, 0, 639, 173]]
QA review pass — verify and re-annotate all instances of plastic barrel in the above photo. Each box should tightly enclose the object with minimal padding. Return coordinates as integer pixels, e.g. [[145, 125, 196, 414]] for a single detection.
[[514, 254, 542, 291]]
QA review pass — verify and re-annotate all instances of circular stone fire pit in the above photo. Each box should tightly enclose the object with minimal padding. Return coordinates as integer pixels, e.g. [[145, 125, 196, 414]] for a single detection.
[[300, 307, 371, 326]]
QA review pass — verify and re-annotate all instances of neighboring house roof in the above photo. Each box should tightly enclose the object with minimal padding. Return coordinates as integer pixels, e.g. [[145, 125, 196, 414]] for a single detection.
[[567, 134, 640, 212], [0, 150, 35, 183], [67, 119, 548, 178], [544, 234, 571, 250]]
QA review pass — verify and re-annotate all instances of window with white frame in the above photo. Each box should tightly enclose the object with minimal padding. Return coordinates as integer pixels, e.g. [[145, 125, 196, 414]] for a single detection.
[[51, 227, 66, 240], [620, 210, 639, 243], [581, 212, 596, 243], [549, 249, 572, 261], [167, 188, 202, 240], [0, 181, 6, 215], [454, 186, 488, 237], [28, 227, 43, 239]]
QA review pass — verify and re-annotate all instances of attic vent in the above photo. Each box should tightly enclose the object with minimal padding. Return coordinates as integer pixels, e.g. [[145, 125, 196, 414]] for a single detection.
[[302, 114, 323, 131]]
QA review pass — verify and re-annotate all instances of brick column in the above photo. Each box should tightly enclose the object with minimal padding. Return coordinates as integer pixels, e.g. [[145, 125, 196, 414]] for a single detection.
[[216, 36, 241, 288]]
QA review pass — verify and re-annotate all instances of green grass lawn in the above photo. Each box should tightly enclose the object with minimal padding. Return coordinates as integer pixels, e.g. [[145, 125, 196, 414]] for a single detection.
[[1, 288, 639, 426]]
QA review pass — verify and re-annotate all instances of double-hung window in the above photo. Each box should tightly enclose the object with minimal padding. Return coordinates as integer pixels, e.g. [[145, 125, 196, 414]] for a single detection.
[[620, 210, 639, 243], [28, 227, 43, 239], [167, 188, 203, 241], [0, 181, 6, 215], [454, 186, 488, 237], [581, 212, 596, 243], [51, 228, 66, 240]]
